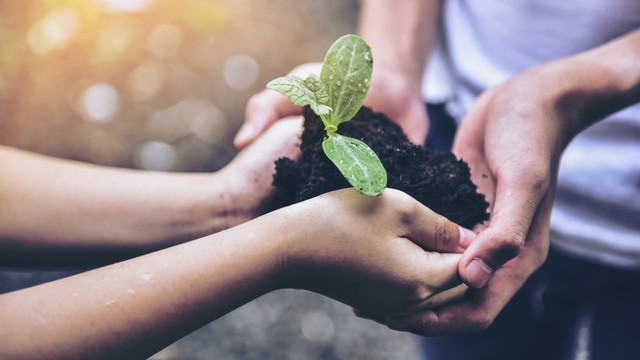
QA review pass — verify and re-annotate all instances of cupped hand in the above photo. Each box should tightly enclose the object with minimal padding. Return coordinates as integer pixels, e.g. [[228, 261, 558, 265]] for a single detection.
[[373, 61, 579, 334], [219, 117, 302, 223], [235, 62, 428, 148], [281, 188, 476, 317], [363, 65, 429, 144], [234, 63, 321, 148]]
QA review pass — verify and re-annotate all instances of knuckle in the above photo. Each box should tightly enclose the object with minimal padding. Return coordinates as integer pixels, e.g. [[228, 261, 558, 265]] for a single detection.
[[245, 94, 263, 117], [470, 314, 495, 332], [411, 284, 432, 302], [392, 193, 420, 225], [396, 278, 432, 306], [433, 214, 454, 247], [491, 230, 525, 261]]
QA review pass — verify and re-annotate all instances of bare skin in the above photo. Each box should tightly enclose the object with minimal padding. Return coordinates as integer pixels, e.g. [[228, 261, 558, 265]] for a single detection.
[[385, 29, 640, 334], [0, 187, 473, 360], [235, 0, 640, 334], [234, 0, 438, 147], [0, 118, 301, 266], [0, 117, 477, 358]]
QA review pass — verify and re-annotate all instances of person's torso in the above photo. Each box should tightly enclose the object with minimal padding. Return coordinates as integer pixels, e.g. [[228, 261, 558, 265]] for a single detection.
[[423, 0, 640, 269]]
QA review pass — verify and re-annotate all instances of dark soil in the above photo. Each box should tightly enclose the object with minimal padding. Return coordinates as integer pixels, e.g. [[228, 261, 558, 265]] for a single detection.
[[270, 106, 489, 229]]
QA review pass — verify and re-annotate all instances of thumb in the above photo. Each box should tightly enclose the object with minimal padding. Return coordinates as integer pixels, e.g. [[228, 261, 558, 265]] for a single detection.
[[234, 89, 302, 149], [400, 195, 476, 253], [458, 172, 549, 288]]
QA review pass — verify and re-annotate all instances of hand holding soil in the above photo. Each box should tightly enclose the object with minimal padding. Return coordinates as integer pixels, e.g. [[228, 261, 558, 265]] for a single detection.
[[279, 188, 475, 318], [239, 34, 491, 335], [219, 116, 303, 223]]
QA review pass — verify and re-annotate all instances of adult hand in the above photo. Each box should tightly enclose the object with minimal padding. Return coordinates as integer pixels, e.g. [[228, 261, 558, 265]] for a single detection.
[[350, 30, 640, 334], [356, 60, 576, 334], [281, 188, 476, 316], [219, 117, 302, 223], [235, 62, 428, 148], [391, 60, 583, 333], [234, 63, 320, 148], [363, 65, 429, 144]]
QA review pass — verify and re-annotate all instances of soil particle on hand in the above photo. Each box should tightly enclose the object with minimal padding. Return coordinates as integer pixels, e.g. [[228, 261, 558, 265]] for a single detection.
[[271, 106, 489, 229]]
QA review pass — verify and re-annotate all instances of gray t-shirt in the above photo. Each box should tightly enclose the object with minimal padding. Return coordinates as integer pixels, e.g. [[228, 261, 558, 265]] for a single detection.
[[423, 0, 640, 269]]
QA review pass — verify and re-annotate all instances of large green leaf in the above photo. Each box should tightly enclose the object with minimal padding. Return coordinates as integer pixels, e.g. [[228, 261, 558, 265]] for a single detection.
[[322, 133, 386, 196], [320, 34, 373, 127], [267, 74, 332, 115]]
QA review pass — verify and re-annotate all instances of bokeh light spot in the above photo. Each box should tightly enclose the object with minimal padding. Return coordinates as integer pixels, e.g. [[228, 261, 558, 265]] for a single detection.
[[94, 18, 139, 64], [300, 311, 335, 343], [93, 0, 153, 13], [79, 83, 120, 122], [27, 7, 79, 54], [147, 23, 183, 58], [135, 141, 176, 171], [148, 98, 228, 145], [127, 59, 168, 102], [223, 54, 259, 91]]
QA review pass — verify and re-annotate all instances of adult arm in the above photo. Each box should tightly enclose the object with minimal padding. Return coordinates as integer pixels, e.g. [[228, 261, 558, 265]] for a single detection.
[[0, 188, 474, 360], [357, 0, 441, 143], [0, 119, 301, 266], [235, 0, 440, 147], [380, 28, 640, 334]]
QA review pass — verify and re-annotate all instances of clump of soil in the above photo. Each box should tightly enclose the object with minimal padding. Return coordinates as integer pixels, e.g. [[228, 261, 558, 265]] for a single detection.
[[271, 106, 489, 229]]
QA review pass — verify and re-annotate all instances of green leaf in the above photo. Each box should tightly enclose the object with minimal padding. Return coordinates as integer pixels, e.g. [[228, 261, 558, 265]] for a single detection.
[[322, 133, 387, 196], [267, 74, 332, 115], [320, 34, 373, 127]]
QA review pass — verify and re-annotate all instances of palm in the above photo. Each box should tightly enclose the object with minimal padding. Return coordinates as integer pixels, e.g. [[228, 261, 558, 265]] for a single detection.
[[364, 68, 429, 144]]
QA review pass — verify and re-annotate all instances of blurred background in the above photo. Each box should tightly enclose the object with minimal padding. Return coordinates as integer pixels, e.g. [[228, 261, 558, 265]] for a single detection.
[[0, 0, 421, 358]]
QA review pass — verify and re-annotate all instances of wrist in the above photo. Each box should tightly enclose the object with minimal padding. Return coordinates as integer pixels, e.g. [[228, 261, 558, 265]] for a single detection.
[[263, 197, 334, 291], [249, 204, 315, 291], [551, 30, 640, 134], [190, 171, 260, 237], [358, 0, 439, 93]]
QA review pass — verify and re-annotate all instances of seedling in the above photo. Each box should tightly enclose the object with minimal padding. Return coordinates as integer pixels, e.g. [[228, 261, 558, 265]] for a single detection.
[[267, 34, 387, 196]]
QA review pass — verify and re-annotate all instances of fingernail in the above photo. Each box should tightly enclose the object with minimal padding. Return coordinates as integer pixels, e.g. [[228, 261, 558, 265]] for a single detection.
[[234, 123, 256, 146], [466, 258, 493, 288], [458, 226, 476, 248]]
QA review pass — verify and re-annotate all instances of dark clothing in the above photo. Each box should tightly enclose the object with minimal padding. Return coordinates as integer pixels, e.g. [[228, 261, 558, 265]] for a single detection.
[[421, 103, 640, 360]]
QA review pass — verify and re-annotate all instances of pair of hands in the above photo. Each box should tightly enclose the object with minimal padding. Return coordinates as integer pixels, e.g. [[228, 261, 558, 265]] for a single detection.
[[232, 57, 578, 334]]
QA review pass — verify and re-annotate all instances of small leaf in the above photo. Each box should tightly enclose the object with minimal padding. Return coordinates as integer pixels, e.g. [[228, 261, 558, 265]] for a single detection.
[[320, 34, 373, 127], [267, 75, 332, 115], [322, 133, 387, 196]]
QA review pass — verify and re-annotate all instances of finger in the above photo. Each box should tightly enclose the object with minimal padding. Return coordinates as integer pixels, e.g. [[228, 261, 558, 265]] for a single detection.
[[416, 283, 468, 310], [399, 99, 430, 145], [360, 284, 468, 334], [405, 202, 477, 253], [385, 275, 510, 335], [352, 308, 386, 326], [231, 116, 303, 165], [458, 165, 549, 288], [234, 90, 302, 148], [452, 91, 496, 212], [390, 190, 554, 335], [418, 252, 464, 293]]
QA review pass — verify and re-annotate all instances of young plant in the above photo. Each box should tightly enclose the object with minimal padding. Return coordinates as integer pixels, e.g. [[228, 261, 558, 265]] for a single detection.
[[266, 34, 387, 196]]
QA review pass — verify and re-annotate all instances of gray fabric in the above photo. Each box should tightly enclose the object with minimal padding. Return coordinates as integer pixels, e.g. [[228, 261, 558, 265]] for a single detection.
[[423, 0, 640, 268]]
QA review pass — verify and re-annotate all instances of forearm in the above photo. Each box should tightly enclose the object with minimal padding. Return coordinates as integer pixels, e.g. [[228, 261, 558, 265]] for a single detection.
[[0, 211, 291, 360], [545, 29, 640, 136], [0, 147, 248, 265], [0, 188, 472, 358], [358, 0, 441, 91]]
